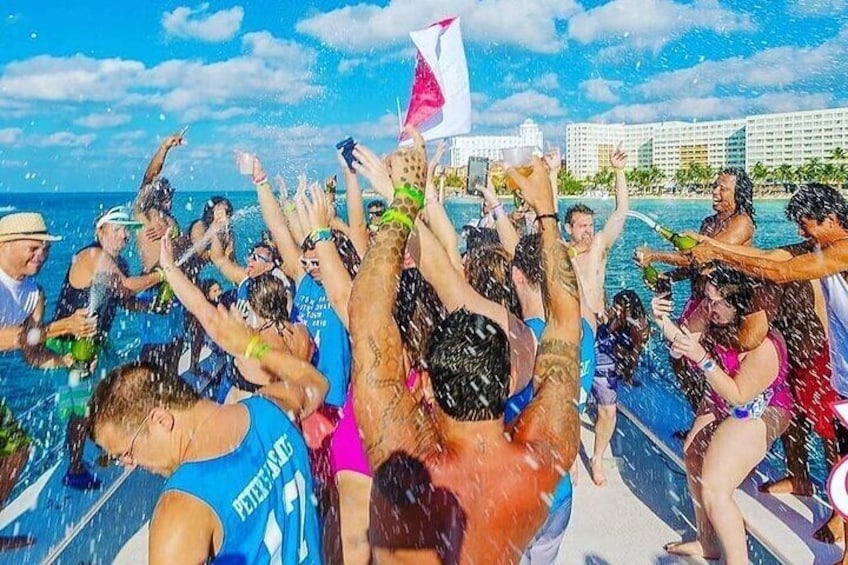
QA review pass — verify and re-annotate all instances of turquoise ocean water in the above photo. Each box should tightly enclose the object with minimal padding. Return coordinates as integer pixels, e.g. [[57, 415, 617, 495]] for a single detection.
[[0, 191, 815, 502]]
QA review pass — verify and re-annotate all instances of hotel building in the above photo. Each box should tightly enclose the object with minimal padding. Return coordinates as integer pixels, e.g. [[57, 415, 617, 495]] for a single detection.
[[564, 106, 848, 180], [449, 119, 544, 168]]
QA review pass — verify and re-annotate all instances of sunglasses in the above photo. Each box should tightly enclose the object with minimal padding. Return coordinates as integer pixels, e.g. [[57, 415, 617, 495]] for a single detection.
[[249, 252, 273, 264], [114, 412, 151, 466], [299, 256, 320, 270], [368, 208, 385, 216]]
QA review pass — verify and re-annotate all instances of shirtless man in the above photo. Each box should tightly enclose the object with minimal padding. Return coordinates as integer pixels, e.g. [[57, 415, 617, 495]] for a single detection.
[[89, 295, 327, 564], [690, 183, 848, 565], [349, 129, 581, 564], [562, 144, 629, 485]]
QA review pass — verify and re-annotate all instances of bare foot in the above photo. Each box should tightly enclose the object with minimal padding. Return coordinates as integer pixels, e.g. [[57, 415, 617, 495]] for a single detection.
[[590, 457, 607, 487], [663, 540, 720, 560], [758, 476, 814, 496], [814, 512, 844, 544]]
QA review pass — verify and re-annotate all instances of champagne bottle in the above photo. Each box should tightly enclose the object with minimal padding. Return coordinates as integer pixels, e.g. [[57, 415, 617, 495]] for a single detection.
[[69, 336, 99, 385], [653, 224, 698, 251], [642, 264, 672, 295]]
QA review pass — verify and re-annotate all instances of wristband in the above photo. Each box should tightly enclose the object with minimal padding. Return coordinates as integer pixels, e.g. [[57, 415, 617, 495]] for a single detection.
[[394, 183, 425, 208], [154, 268, 166, 283], [567, 246, 578, 259], [535, 213, 560, 224], [378, 209, 414, 231], [253, 175, 269, 186], [284, 202, 296, 214], [310, 227, 333, 243], [251, 341, 270, 361], [698, 356, 717, 373], [492, 203, 505, 220], [244, 335, 270, 360]]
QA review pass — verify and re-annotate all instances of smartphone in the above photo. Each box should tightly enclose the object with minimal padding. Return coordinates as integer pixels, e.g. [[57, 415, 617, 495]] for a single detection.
[[466, 156, 489, 197], [336, 137, 359, 172]]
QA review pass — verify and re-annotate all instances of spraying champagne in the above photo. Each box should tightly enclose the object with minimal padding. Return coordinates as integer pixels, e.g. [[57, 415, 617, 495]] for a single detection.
[[627, 211, 698, 251]]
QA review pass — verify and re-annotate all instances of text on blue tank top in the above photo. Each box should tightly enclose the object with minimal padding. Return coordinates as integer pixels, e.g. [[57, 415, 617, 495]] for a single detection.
[[162, 397, 321, 564], [292, 276, 350, 407], [577, 318, 596, 414]]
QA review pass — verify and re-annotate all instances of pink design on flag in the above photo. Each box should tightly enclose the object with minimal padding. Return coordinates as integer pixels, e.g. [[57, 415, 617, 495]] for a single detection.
[[402, 17, 471, 143]]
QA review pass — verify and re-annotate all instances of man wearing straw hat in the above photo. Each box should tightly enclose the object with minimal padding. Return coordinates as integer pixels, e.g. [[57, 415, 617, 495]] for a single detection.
[[0, 212, 96, 549]]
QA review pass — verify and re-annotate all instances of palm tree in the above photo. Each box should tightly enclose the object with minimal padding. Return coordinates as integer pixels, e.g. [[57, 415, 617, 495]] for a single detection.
[[646, 166, 665, 194], [592, 168, 615, 193], [674, 167, 691, 193], [828, 147, 846, 163], [774, 163, 795, 192], [750, 162, 771, 190], [800, 158, 824, 184], [557, 169, 584, 195]]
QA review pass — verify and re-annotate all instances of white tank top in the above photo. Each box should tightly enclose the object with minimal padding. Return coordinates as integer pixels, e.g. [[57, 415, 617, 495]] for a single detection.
[[0, 267, 40, 325], [820, 272, 848, 397]]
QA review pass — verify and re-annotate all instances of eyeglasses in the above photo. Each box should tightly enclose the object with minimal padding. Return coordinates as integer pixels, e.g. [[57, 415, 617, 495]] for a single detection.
[[249, 252, 273, 264], [115, 412, 151, 466], [299, 256, 320, 270]]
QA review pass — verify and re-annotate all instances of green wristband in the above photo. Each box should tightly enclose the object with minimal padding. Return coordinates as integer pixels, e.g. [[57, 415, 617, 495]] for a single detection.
[[394, 183, 425, 209], [310, 227, 333, 242], [378, 209, 414, 231]]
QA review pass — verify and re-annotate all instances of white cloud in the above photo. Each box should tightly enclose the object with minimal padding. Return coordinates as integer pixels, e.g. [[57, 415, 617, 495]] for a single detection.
[[788, 0, 847, 15], [296, 0, 581, 54], [580, 78, 623, 103], [477, 89, 566, 126], [162, 4, 244, 42], [633, 26, 848, 100], [36, 131, 96, 147], [180, 105, 255, 122], [568, 0, 754, 52], [0, 55, 144, 102], [503, 72, 560, 92], [74, 112, 132, 128], [0, 128, 22, 145], [0, 31, 321, 120]]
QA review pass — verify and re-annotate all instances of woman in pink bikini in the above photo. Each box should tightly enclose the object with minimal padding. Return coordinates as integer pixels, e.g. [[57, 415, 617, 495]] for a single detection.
[[652, 266, 792, 565]]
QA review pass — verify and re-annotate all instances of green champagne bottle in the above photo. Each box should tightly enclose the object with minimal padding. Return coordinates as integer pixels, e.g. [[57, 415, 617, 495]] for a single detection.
[[654, 224, 698, 251], [642, 264, 672, 295]]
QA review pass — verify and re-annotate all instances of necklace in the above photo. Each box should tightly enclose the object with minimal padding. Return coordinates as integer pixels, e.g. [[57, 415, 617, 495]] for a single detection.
[[180, 404, 218, 464]]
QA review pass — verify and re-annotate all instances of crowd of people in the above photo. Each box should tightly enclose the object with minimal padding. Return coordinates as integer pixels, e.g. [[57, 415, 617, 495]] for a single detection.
[[0, 123, 847, 565]]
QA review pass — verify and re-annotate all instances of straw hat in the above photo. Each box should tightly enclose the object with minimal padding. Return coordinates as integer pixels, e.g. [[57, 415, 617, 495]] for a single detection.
[[0, 212, 62, 243]]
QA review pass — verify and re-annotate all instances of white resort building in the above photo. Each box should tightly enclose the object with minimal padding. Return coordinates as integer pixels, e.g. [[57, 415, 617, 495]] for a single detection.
[[449, 119, 543, 168], [565, 106, 848, 181]]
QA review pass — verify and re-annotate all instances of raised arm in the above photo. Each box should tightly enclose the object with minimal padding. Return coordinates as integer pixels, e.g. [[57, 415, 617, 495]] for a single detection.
[[478, 181, 520, 257], [508, 157, 581, 473], [296, 186, 353, 329], [252, 161, 306, 284], [597, 145, 629, 251], [160, 238, 327, 417], [414, 221, 509, 331], [208, 234, 247, 285], [140, 128, 186, 188], [337, 151, 369, 258], [349, 128, 438, 470], [693, 238, 848, 283]]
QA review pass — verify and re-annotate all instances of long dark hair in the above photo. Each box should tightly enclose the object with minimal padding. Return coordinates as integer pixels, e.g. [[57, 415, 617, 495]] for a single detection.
[[720, 167, 756, 225], [701, 266, 755, 351], [201, 196, 233, 227], [247, 274, 291, 331]]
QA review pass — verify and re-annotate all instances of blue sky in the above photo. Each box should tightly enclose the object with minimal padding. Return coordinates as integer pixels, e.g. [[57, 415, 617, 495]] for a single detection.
[[0, 0, 846, 192]]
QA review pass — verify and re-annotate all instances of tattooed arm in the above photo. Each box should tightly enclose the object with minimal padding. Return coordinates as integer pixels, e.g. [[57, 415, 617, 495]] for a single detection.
[[508, 157, 581, 474], [349, 128, 439, 470]]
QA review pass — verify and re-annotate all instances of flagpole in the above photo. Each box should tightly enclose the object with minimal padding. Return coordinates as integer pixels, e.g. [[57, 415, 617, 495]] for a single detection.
[[396, 96, 403, 137]]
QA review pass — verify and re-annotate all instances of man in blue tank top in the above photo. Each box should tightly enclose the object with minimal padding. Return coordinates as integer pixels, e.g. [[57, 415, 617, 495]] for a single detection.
[[89, 307, 328, 565]]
